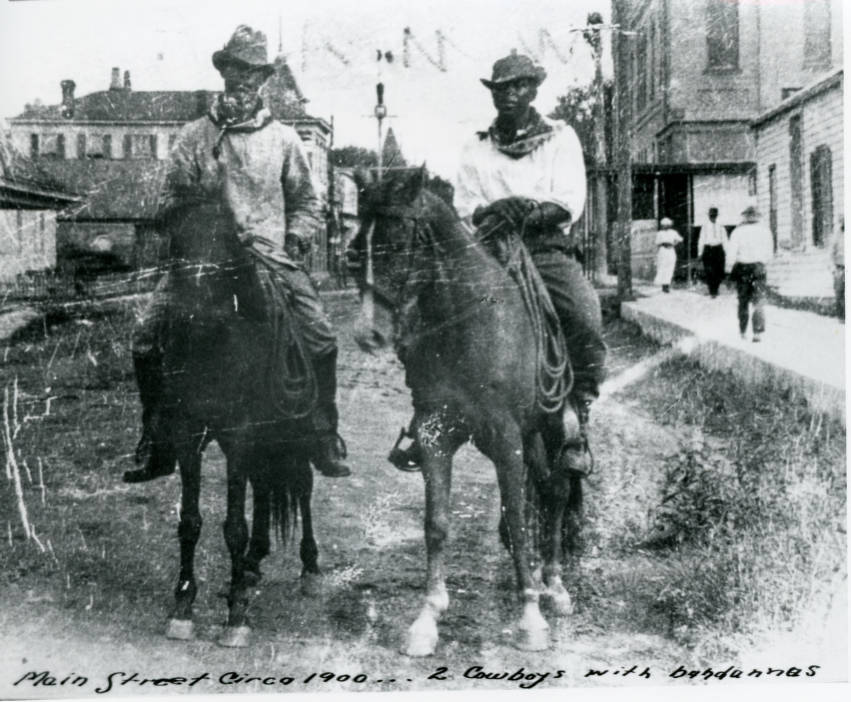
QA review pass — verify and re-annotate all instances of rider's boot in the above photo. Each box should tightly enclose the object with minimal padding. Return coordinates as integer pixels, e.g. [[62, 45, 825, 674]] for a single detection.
[[123, 353, 177, 483], [388, 418, 422, 472], [559, 396, 594, 477], [310, 349, 352, 478]]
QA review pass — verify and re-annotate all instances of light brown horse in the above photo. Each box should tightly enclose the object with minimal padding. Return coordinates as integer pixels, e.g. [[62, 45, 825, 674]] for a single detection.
[[352, 168, 583, 656]]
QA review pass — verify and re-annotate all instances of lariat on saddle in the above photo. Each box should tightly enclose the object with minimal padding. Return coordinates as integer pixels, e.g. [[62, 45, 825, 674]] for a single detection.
[[477, 218, 572, 414], [244, 246, 317, 419]]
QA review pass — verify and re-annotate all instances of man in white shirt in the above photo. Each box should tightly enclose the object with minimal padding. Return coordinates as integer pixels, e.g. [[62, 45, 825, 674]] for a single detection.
[[697, 206, 726, 297], [726, 205, 774, 342]]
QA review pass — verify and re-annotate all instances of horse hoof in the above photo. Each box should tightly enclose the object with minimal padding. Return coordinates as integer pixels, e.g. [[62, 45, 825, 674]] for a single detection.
[[514, 625, 550, 651], [218, 625, 251, 648], [165, 618, 195, 641], [402, 620, 438, 657], [300, 571, 322, 597]]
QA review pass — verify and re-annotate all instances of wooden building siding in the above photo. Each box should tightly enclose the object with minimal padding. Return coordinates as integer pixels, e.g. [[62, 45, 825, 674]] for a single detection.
[[755, 75, 843, 250]]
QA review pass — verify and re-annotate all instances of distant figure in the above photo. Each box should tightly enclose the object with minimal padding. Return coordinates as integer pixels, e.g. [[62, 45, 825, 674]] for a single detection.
[[726, 205, 773, 342], [654, 217, 682, 293], [698, 206, 726, 297], [832, 216, 845, 322]]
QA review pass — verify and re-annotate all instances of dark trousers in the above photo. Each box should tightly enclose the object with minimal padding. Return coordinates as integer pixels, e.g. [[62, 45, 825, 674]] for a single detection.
[[531, 249, 607, 403], [733, 263, 766, 335], [702, 244, 726, 296]]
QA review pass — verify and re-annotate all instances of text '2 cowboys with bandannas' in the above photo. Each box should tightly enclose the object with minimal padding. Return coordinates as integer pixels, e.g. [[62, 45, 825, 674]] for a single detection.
[[13, 663, 823, 691]]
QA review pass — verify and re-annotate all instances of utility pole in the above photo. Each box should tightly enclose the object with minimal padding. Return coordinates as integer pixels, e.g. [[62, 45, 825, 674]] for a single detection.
[[613, 0, 634, 300], [375, 82, 387, 177], [584, 11, 608, 282]]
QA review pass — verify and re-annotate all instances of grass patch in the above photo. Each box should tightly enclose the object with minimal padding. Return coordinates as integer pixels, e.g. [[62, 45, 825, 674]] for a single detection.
[[623, 355, 846, 650]]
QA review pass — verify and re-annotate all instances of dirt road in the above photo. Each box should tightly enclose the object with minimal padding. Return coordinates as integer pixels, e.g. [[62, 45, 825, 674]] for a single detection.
[[0, 295, 763, 696]]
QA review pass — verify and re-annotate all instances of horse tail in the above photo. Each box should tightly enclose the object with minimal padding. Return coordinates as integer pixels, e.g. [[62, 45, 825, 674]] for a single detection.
[[268, 453, 310, 543]]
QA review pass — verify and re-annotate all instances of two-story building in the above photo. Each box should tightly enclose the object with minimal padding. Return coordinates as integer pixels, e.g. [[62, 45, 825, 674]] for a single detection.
[[8, 56, 333, 275], [610, 0, 842, 281]]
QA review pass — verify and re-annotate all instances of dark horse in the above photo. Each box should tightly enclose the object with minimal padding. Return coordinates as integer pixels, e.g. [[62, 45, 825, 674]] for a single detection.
[[155, 200, 320, 647], [352, 167, 583, 655]]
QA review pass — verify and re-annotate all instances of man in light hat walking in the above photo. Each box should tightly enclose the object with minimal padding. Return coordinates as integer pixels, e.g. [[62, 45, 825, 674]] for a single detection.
[[390, 53, 605, 475], [126, 25, 351, 483], [726, 205, 774, 342]]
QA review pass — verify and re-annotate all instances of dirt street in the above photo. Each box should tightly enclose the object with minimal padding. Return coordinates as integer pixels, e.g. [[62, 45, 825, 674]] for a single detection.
[[0, 294, 810, 696]]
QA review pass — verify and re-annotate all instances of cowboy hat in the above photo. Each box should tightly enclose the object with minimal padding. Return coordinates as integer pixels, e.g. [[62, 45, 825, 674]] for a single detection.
[[212, 25, 275, 75], [481, 53, 547, 89]]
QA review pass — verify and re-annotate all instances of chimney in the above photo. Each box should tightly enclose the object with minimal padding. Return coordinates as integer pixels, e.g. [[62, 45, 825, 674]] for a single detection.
[[110, 66, 121, 90], [60, 79, 76, 118], [123, 70, 131, 90]]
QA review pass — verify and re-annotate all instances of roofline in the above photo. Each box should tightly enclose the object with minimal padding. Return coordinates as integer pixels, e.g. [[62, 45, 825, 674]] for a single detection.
[[590, 161, 755, 176], [9, 119, 190, 127], [0, 177, 81, 203], [751, 68, 843, 127]]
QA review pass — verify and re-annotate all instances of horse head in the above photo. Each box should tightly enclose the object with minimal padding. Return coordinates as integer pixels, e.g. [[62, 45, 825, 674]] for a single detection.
[[350, 165, 456, 352]]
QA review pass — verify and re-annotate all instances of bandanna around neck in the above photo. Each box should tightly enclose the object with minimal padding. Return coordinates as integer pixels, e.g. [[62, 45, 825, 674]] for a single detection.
[[478, 107, 555, 158], [208, 96, 273, 158]]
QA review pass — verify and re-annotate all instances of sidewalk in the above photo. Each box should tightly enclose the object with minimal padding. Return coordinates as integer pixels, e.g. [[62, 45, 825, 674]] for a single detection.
[[621, 285, 846, 424]]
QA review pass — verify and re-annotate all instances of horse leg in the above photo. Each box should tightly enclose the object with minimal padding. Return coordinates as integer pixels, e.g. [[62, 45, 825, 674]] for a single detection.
[[540, 494, 574, 616], [478, 420, 550, 651], [402, 414, 463, 657], [297, 459, 322, 597], [218, 450, 252, 648], [244, 478, 269, 587], [166, 446, 202, 641]]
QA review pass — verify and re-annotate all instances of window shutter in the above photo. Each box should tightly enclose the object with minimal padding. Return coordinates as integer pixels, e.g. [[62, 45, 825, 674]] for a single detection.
[[150, 134, 158, 159], [123, 134, 132, 159], [30, 134, 39, 158], [57, 134, 66, 159], [104, 135, 112, 159], [77, 133, 86, 159]]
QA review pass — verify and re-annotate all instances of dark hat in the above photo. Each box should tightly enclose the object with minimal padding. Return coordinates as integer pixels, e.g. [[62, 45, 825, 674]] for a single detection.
[[481, 53, 547, 89], [212, 25, 275, 75]]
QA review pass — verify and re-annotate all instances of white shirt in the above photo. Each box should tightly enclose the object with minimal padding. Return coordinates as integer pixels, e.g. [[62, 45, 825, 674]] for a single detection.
[[725, 222, 774, 272], [453, 118, 586, 232], [697, 219, 726, 252]]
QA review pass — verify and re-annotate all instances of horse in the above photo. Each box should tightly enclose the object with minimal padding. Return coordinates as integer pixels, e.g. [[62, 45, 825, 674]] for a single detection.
[[152, 200, 320, 648], [352, 167, 583, 656]]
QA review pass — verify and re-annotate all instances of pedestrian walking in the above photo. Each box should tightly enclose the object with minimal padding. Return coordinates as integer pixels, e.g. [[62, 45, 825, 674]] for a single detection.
[[726, 205, 774, 342], [831, 216, 844, 321], [654, 217, 682, 293], [697, 206, 726, 297], [125, 25, 351, 483]]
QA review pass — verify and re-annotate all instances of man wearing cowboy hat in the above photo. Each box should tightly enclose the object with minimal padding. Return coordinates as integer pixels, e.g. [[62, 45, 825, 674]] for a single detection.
[[126, 25, 351, 483], [390, 52, 606, 475], [725, 205, 774, 342]]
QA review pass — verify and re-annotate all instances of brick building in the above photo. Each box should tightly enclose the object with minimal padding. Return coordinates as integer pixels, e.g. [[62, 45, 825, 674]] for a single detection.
[[605, 0, 843, 280]]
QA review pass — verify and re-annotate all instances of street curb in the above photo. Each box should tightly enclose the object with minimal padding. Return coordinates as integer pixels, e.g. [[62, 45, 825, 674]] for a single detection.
[[621, 302, 846, 426]]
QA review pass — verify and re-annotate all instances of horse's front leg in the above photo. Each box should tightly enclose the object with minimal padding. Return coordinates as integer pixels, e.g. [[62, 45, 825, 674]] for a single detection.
[[219, 448, 251, 648], [244, 477, 270, 587], [166, 443, 202, 641], [403, 412, 464, 657], [478, 419, 550, 651]]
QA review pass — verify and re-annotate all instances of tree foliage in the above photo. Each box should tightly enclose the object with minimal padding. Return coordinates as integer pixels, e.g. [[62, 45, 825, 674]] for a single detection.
[[331, 145, 378, 169], [549, 80, 612, 165]]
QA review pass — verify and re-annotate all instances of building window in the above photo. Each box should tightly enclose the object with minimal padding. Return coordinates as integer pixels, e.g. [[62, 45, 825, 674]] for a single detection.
[[803, 0, 831, 69], [85, 134, 110, 159], [125, 134, 157, 159], [706, 0, 739, 70], [636, 31, 648, 111], [168, 134, 177, 151], [810, 145, 833, 247], [77, 134, 86, 159], [768, 164, 777, 251], [39, 133, 65, 159], [30, 134, 38, 158]]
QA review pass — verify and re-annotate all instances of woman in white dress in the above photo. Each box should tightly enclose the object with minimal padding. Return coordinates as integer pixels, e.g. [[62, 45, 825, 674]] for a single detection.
[[654, 217, 683, 293]]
